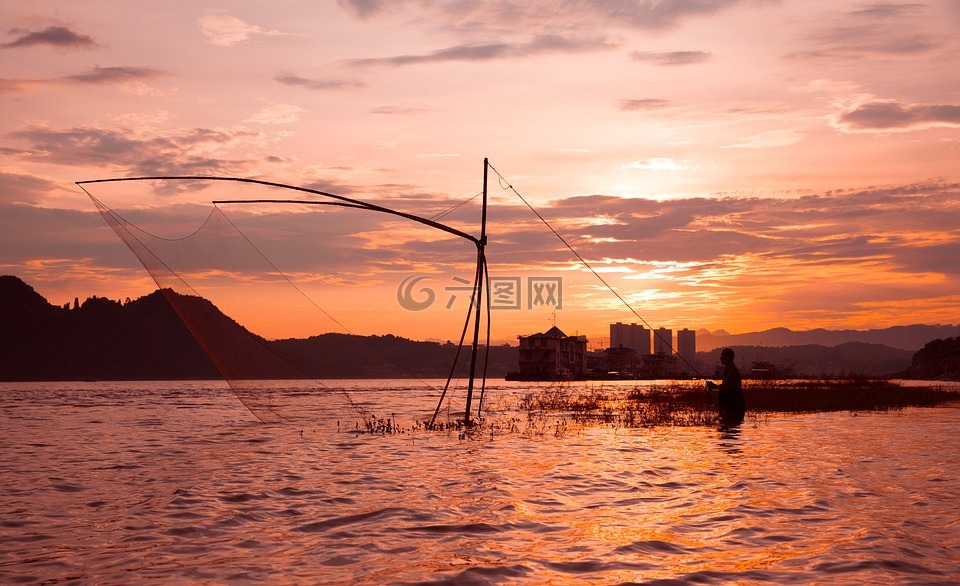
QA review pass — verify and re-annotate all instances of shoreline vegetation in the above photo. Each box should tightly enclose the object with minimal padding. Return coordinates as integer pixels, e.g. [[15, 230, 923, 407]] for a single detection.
[[358, 379, 960, 436], [510, 379, 960, 431]]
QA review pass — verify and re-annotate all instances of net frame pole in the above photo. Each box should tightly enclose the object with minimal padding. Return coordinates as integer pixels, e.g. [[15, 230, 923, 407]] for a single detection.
[[79, 171, 494, 427], [76, 176, 480, 246], [463, 158, 489, 425]]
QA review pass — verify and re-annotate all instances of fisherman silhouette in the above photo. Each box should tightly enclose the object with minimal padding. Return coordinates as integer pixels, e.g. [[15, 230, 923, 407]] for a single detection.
[[706, 348, 745, 427]]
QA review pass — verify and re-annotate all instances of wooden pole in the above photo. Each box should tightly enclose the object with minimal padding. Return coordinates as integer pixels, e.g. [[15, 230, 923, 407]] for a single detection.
[[464, 158, 489, 425]]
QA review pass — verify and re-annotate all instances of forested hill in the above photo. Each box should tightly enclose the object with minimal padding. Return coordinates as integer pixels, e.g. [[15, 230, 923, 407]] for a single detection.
[[698, 324, 958, 352], [1, 275, 953, 381], [0, 275, 517, 381], [899, 337, 960, 380], [696, 343, 914, 378], [0, 275, 220, 380]]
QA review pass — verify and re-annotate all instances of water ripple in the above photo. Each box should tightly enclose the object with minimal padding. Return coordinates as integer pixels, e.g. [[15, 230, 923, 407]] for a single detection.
[[2, 381, 959, 584]]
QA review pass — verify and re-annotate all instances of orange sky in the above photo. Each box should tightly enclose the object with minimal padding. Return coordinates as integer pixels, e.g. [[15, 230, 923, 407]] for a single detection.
[[1, 1, 959, 344]]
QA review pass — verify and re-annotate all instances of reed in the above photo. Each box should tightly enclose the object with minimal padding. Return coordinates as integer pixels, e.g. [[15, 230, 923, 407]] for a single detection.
[[515, 379, 960, 429], [742, 379, 960, 413], [347, 380, 960, 436]]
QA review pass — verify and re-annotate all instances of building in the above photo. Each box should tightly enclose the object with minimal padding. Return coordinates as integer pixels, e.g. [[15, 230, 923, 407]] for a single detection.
[[585, 349, 609, 375], [676, 328, 696, 373], [653, 327, 673, 355], [514, 326, 588, 379], [640, 352, 682, 378], [610, 322, 650, 355], [603, 346, 640, 377]]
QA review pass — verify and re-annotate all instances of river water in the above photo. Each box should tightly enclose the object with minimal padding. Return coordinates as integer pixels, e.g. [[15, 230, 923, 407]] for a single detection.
[[2, 380, 959, 584]]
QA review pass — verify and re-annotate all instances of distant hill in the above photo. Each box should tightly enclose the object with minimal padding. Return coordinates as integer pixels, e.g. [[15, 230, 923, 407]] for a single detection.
[[2, 275, 952, 381], [272, 333, 517, 379], [0, 275, 516, 381], [696, 343, 914, 378], [697, 325, 959, 352], [0, 275, 220, 380], [895, 336, 960, 380]]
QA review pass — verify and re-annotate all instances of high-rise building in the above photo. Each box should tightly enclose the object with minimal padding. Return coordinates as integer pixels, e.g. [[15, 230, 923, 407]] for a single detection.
[[609, 322, 650, 355], [677, 328, 696, 372], [677, 328, 696, 359], [653, 327, 673, 355]]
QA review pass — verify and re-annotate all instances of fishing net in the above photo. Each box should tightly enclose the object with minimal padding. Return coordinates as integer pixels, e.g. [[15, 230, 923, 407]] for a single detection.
[[79, 178, 489, 430]]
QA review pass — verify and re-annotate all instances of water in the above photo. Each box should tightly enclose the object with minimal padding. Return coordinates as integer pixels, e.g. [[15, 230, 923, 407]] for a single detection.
[[2, 380, 959, 584]]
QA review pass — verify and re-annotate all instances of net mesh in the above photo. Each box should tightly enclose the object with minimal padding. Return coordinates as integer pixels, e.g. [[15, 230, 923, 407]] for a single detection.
[[81, 178, 485, 429]]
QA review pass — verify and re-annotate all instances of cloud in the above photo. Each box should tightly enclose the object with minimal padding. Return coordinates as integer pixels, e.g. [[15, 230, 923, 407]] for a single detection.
[[199, 13, 284, 47], [0, 78, 47, 94], [846, 3, 925, 20], [246, 103, 306, 125], [275, 72, 366, 91], [370, 104, 432, 115], [6, 178, 959, 335], [622, 158, 698, 171], [786, 3, 941, 61], [722, 129, 805, 149], [1, 25, 97, 50], [337, 0, 755, 32], [0, 67, 167, 95], [0, 171, 58, 204], [517, 181, 960, 269], [347, 34, 622, 69], [60, 66, 168, 85], [7, 124, 261, 177], [836, 100, 960, 131], [336, 0, 394, 19], [618, 99, 673, 111], [599, 0, 758, 30], [630, 50, 712, 66], [526, 182, 960, 333], [0, 202, 142, 272]]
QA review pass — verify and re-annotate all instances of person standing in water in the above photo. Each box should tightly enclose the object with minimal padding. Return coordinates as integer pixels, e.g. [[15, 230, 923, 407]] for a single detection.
[[707, 347, 745, 426]]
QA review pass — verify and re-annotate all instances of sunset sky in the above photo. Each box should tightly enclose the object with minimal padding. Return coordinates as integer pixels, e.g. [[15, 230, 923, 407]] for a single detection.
[[2, 1, 959, 345]]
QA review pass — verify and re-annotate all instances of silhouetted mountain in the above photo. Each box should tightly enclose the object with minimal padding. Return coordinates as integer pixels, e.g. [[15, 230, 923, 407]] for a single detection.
[[896, 337, 960, 380], [0, 275, 517, 381], [272, 333, 517, 379], [3, 275, 951, 381], [698, 325, 959, 352], [697, 343, 914, 378], [0, 276, 220, 380]]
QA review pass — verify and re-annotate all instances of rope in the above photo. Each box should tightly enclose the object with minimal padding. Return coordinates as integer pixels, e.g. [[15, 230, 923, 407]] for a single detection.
[[486, 162, 706, 380], [430, 192, 482, 222], [79, 183, 453, 423], [211, 205, 453, 404]]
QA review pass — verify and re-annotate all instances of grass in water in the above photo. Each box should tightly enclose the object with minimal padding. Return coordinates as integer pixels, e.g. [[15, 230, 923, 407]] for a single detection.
[[743, 379, 959, 413], [344, 379, 959, 436], [515, 379, 960, 430]]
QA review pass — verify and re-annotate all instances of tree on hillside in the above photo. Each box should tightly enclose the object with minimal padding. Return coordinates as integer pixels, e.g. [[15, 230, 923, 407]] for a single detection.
[[910, 337, 960, 380]]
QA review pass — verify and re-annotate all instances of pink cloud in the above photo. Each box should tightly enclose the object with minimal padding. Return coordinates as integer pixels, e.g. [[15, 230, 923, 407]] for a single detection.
[[338, 0, 758, 31], [630, 50, 711, 66], [346, 35, 622, 69], [838, 101, 960, 131], [61, 66, 168, 85], [618, 99, 673, 111], [275, 72, 365, 91], [7, 125, 260, 178], [1, 25, 97, 50]]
